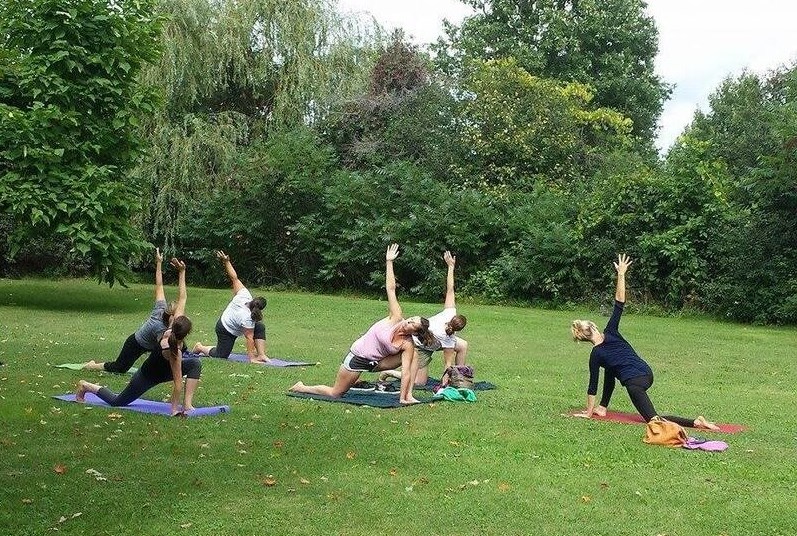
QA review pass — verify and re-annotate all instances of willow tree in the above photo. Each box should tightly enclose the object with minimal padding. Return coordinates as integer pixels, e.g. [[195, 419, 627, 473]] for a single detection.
[[136, 0, 379, 248]]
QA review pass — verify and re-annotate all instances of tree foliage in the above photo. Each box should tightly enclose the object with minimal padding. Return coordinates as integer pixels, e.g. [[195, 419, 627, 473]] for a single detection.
[[136, 0, 378, 249], [435, 0, 669, 145], [0, 0, 161, 285]]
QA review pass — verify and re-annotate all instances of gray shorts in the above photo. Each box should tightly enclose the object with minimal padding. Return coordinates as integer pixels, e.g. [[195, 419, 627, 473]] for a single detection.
[[342, 352, 379, 372], [415, 347, 434, 369]]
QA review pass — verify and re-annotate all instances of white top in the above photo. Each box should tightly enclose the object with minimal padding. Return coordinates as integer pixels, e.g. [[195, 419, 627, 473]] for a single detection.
[[413, 307, 457, 351], [220, 288, 255, 337]]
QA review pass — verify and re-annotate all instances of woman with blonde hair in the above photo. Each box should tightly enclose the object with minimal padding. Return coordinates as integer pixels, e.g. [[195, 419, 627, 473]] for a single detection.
[[290, 244, 434, 405], [571, 253, 719, 431]]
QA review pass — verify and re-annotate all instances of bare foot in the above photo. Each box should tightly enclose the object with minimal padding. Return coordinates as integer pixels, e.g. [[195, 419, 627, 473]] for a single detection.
[[75, 380, 89, 402], [184, 406, 195, 413], [400, 397, 421, 405], [250, 356, 270, 364], [290, 381, 305, 392], [694, 416, 720, 431]]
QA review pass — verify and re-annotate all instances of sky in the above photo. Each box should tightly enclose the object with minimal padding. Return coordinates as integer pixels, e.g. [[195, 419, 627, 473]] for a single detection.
[[335, 0, 797, 152]]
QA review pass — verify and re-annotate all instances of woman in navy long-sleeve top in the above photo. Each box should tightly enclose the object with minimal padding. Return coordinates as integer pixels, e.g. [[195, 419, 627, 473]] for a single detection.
[[570, 254, 719, 430]]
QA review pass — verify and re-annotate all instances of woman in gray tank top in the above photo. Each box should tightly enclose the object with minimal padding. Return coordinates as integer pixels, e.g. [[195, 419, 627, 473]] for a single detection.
[[82, 249, 181, 373]]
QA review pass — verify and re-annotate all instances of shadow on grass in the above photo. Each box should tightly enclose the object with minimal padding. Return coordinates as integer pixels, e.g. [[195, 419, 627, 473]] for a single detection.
[[0, 280, 146, 314]]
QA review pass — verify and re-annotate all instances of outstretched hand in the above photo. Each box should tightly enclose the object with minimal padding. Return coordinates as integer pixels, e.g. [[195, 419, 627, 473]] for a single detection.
[[386, 243, 400, 262], [155, 248, 163, 264], [443, 250, 456, 267], [215, 250, 230, 263], [614, 253, 633, 275], [170, 258, 186, 272]]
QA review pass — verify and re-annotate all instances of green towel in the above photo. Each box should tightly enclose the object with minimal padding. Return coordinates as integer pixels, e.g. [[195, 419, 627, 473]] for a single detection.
[[432, 386, 477, 402]]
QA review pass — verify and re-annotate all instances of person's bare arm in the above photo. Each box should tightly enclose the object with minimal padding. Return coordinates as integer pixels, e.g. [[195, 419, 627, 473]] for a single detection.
[[170, 258, 187, 317], [167, 351, 184, 416], [385, 244, 403, 322], [154, 248, 166, 302], [216, 250, 245, 294], [443, 251, 456, 309]]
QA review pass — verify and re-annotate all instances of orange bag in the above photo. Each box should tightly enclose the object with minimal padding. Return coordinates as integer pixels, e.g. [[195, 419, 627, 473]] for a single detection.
[[643, 417, 687, 447]]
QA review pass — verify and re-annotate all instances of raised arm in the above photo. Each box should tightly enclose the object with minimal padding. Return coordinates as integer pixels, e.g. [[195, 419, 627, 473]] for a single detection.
[[154, 248, 166, 302], [385, 244, 403, 322], [169, 258, 187, 317], [614, 253, 632, 303], [216, 250, 245, 294], [443, 251, 456, 309]]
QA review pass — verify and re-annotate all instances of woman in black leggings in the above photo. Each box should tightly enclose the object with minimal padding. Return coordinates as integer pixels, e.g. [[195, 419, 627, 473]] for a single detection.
[[75, 259, 201, 416], [570, 254, 719, 431]]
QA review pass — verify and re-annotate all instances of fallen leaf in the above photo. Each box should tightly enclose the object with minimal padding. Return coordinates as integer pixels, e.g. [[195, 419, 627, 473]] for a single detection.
[[600, 482, 609, 489], [346, 451, 356, 460], [581, 496, 591, 503], [300, 478, 310, 485], [389, 468, 398, 476], [273, 440, 284, 449], [497, 482, 511, 492], [53, 464, 67, 475], [180, 523, 192, 529], [449, 441, 460, 447], [21, 498, 33, 504], [261, 476, 277, 487]]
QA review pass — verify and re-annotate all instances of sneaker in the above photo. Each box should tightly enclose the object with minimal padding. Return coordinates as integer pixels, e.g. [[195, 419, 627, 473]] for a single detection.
[[375, 380, 399, 394], [350, 380, 376, 391]]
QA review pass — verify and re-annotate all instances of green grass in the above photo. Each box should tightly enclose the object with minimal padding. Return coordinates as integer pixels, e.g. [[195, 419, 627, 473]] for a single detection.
[[1, 278, 796, 536]]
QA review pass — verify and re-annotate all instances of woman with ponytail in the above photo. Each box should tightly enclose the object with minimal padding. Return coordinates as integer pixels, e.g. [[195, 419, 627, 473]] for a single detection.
[[192, 250, 269, 363], [290, 244, 433, 404], [82, 248, 180, 373], [76, 258, 202, 416], [379, 250, 469, 386], [570, 254, 719, 431]]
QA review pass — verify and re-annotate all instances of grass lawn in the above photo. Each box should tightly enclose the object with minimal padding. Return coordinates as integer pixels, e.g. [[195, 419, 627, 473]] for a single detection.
[[1, 278, 795, 536]]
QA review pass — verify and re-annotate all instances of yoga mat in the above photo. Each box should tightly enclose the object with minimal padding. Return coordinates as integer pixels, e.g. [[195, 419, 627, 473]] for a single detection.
[[417, 378, 497, 392], [566, 409, 746, 434], [54, 363, 138, 374], [54, 393, 229, 417], [185, 351, 316, 367], [287, 391, 434, 408]]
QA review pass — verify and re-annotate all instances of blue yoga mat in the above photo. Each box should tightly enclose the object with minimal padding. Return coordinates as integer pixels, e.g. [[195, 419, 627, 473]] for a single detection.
[[54, 393, 229, 417], [287, 391, 434, 408]]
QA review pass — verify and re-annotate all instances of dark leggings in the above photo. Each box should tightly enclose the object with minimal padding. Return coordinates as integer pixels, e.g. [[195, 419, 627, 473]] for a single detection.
[[103, 333, 147, 374], [624, 374, 696, 428], [208, 318, 266, 359], [96, 357, 202, 407]]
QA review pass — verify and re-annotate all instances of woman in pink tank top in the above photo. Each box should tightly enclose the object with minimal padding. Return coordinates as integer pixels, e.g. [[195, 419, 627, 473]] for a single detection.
[[290, 244, 434, 404]]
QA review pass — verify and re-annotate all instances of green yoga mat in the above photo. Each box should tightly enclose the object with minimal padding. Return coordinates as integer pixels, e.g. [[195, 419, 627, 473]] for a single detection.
[[54, 363, 138, 374]]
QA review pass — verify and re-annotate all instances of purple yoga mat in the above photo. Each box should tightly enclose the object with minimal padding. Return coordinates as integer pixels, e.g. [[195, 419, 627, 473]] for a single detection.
[[54, 393, 229, 417]]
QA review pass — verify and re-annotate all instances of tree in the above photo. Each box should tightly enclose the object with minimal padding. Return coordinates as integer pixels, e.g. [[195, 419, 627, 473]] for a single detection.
[[455, 58, 631, 188], [136, 0, 376, 249], [0, 0, 161, 284], [321, 30, 459, 173], [435, 0, 669, 145]]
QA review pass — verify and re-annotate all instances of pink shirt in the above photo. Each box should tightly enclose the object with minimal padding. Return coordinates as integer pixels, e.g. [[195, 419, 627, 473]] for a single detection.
[[350, 318, 405, 360]]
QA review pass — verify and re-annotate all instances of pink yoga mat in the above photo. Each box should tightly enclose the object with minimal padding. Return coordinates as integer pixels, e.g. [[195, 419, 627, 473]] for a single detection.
[[566, 409, 746, 434]]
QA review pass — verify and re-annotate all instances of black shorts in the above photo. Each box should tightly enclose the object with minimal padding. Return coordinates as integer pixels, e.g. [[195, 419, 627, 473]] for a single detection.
[[341, 352, 379, 372]]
